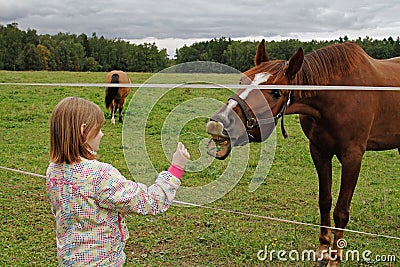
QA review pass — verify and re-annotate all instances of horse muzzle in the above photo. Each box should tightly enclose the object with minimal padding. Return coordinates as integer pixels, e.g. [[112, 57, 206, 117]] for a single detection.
[[206, 120, 232, 160], [206, 114, 251, 160]]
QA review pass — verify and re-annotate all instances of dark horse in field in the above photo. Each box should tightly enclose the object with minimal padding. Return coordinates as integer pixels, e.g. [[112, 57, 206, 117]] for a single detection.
[[206, 40, 400, 266], [105, 70, 131, 124]]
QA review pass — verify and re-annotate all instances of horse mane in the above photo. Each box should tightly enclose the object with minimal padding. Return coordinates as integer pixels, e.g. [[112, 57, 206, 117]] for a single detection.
[[296, 42, 367, 85], [294, 42, 368, 98], [259, 42, 369, 99]]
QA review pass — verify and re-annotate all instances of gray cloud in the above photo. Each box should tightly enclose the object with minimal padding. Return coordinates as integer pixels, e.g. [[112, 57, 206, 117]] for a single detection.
[[1, 0, 399, 55]]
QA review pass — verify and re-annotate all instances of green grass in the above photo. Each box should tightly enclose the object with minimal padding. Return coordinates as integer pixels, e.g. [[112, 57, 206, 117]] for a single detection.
[[0, 70, 399, 266]]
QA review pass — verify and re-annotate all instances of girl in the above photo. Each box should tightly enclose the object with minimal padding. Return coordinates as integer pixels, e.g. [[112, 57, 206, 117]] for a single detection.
[[46, 97, 190, 266]]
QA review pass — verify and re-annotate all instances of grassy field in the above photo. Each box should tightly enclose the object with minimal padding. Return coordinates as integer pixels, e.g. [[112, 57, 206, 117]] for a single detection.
[[0, 70, 399, 266]]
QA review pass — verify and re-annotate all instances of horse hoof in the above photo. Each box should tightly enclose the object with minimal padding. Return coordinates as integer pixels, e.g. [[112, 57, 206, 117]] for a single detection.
[[316, 244, 330, 261], [327, 260, 340, 267], [316, 260, 328, 267], [111, 118, 116, 125]]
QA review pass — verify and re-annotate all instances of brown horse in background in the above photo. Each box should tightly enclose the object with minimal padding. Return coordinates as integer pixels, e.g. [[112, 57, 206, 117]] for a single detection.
[[105, 70, 131, 124], [206, 41, 400, 266]]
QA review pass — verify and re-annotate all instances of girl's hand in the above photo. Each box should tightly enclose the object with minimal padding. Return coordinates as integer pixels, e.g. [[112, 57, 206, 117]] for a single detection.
[[171, 142, 190, 169]]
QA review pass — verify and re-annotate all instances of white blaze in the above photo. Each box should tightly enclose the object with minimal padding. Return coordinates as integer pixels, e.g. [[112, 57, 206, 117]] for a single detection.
[[223, 73, 271, 116], [252, 73, 271, 86]]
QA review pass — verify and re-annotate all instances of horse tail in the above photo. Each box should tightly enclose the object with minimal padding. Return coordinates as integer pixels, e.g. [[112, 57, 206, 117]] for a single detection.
[[105, 73, 120, 109]]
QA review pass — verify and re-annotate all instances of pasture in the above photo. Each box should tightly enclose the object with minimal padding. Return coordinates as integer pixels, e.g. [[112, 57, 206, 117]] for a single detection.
[[0, 70, 398, 266]]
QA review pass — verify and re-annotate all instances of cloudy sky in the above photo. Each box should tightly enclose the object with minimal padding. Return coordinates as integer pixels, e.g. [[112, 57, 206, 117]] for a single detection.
[[1, 0, 399, 57]]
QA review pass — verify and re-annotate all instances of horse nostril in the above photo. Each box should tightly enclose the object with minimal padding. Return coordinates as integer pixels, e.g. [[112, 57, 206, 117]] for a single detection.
[[206, 120, 229, 138], [210, 115, 227, 126]]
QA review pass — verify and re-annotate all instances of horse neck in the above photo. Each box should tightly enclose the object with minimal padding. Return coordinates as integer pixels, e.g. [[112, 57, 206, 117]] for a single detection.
[[287, 76, 323, 119], [286, 90, 321, 120]]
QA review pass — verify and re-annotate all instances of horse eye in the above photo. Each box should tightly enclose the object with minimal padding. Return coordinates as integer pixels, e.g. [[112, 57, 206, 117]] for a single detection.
[[270, 90, 281, 99]]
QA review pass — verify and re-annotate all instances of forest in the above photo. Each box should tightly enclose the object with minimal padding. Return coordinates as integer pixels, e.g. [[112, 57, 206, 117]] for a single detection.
[[1, 22, 400, 72]]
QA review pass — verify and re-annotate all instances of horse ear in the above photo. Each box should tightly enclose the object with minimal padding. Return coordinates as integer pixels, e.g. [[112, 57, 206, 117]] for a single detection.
[[254, 39, 269, 66], [285, 47, 304, 79]]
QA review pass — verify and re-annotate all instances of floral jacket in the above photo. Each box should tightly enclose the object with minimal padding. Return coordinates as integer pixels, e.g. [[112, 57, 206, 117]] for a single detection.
[[46, 158, 181, 266]]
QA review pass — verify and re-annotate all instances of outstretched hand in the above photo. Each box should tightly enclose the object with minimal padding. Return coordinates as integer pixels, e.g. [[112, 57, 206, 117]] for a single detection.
[[171, 142, 190, 169]]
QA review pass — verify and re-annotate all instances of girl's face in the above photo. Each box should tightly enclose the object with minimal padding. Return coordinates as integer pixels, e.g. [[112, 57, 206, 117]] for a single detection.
[[87, 129, 104, 152]]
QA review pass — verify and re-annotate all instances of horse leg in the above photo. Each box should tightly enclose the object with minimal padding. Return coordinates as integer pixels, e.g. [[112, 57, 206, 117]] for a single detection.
[[118, 106, 123, 123], [310, 143, 333, 262], [111, 104, 116, 125], [118, 98, 127, 123], [328, 148, 364, 266]]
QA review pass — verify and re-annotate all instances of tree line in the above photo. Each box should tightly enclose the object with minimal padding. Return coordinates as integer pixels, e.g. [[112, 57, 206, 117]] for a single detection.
[[1, 23, 400, 73], [0, 23, 169, 72], [176, 36, 400, 72]]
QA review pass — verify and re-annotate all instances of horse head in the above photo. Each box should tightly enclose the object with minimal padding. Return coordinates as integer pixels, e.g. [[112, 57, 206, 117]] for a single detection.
[[206, 40, 304, 159]]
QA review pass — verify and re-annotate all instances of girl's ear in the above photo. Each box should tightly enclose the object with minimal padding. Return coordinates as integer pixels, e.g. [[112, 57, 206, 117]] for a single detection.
[[80, 124, 87, 135]]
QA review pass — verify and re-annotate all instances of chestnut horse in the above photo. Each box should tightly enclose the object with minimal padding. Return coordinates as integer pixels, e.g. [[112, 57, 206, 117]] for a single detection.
[[105, 70, 131, 124], [206, 40, 400, 266]]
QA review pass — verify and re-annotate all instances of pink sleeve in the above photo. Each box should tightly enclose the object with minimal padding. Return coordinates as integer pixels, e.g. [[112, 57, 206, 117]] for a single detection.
[[168, 164, 184, 179]]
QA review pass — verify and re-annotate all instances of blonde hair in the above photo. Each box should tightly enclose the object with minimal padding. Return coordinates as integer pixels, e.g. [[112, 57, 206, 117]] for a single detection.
[[50, 97, 105, 164]]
